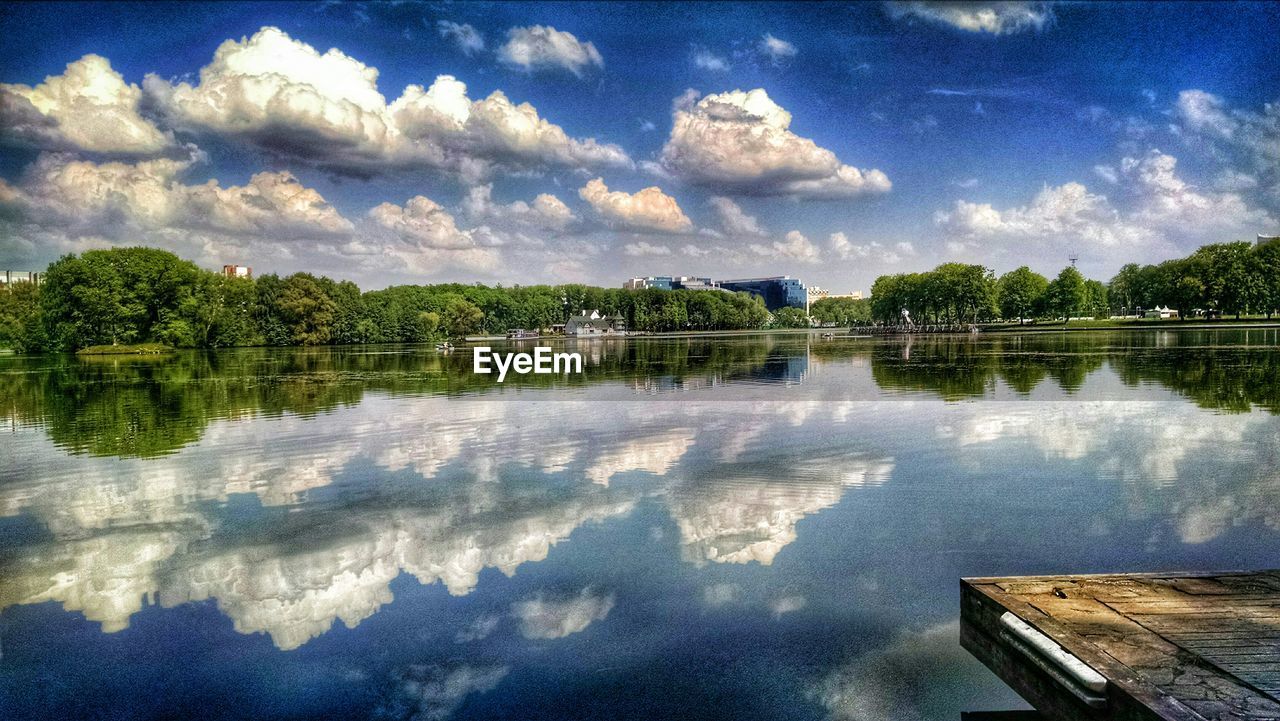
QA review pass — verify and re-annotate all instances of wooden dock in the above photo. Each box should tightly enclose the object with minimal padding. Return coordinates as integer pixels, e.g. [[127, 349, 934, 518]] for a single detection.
[[961, 571, 1280, 720]]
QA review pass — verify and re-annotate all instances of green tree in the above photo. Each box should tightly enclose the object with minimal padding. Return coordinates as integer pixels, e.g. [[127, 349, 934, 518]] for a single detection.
[[933, 263, 997, 323], [809, 297, 871, 326], [1154, 257, 1205, 319], [189, 274, 258, 347], [1194, 241, 1264, 318], [1083, 279, 1109, 319], [417, 311, 441, 339], [324, 279, 368, 344], [871, 273, 916, 323], [441, 297, 484, 338], [41, 253, 131, 348], [276, 274, 337, 345], [770, 307, 811, 328], [1255, 240, 1280, 317], [0, 281, 46, 352], [1108, 263, 1143, 315], [1045, 266, 1088, 321], [996, 267, 1048, 322]]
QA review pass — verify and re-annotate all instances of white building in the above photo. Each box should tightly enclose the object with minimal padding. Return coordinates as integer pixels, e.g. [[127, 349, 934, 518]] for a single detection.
[[808, 286, 863, 302], [565, 310, 627, 336]]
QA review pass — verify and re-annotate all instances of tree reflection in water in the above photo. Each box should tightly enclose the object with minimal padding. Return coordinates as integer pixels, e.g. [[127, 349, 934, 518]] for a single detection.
[[2, 329, 1278, 458], [1, 329, 1279, 720]]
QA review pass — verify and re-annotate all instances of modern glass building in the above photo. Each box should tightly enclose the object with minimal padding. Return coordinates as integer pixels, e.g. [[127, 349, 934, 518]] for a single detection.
[[623, 276, 674, 290], [718, 276, 808, 311], [624, 276, 726, 291], [623, 275, 808, 311]]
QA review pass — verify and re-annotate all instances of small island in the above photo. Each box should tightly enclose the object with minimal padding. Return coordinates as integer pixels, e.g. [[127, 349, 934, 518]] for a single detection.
[[74, 343, 174, 356]]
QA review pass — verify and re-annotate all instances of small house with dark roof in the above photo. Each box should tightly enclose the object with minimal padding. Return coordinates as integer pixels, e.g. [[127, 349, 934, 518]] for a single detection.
[[565, 310, 627, 336]]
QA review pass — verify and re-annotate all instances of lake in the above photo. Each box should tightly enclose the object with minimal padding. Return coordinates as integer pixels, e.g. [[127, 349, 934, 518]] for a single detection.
[[2, 329, 1279, 720]]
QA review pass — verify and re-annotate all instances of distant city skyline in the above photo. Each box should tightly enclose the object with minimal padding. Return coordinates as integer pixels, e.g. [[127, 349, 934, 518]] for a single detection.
[[1, 1, 1277, 290]]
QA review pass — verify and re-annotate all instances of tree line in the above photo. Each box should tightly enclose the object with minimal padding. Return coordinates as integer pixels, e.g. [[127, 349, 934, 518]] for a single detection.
[[0, 247, 773, 352], [1108, 241, 1280, 319], [868, 239, 1280, 325], [4, 239, 1278, 352], [869, 262, 1108, 325]]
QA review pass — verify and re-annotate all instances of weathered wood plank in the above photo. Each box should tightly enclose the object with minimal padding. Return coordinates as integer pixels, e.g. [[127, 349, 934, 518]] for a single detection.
[[962, 570, 1280, 720]]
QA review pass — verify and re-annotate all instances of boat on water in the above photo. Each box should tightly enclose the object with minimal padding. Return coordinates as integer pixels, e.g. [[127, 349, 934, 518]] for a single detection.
[[435, 342, 454, 352]]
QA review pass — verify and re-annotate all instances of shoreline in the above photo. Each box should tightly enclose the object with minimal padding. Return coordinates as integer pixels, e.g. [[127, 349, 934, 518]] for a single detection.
[[465, 327, 820, 342], [6, 322, 1278, 358], [472, 321, 1280, 341], [979, 320, 1280, 334]]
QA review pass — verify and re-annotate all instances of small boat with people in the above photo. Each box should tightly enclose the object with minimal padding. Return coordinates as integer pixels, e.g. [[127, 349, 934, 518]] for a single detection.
[[435, 341, 454, 352]]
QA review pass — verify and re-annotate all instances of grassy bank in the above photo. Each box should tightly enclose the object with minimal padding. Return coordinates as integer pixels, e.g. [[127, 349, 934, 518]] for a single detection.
[[981, 318, 1280, 333], [464, 328, 822, 342], [75, 343, 175, 356]]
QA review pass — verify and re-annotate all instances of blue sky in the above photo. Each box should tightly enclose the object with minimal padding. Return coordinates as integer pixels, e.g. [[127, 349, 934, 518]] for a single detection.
[[2, 1, 1278, 290]]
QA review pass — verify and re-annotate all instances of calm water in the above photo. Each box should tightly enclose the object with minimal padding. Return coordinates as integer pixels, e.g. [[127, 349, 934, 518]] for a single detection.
[[2, 330, 1279, 720]]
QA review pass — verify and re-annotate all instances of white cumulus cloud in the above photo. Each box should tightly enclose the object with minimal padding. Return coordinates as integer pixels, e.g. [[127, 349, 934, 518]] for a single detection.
[[498, 25, 603, 76], [1175, 89, 1238, 141], [462, 184, 577, 230], [1, 54, 171, 154], [624, 241, 673, 256], [660, 88, 891, 198], [885, 1, 1054, 35], [437, 21, 485, 56], [1121, 149, 1273, 231], [812, 622, 1011, 721], [935, 181, 1145, 247], [391, 75, 631, 176], [693, 49, 730, 72], [143, 27, 628, 178], [369, 196, 477, 250], [367, 195, 500, 273], [759, 34, 798, 63], [709, 196, 766, 236], [1, 153, 352, 242], [829, 232, 913, 264], [1173, 89, 1280, 203], [751, 230, 821, 263], [0, 152, 391, 277], [935, 148, 1274, 261], [579, 177, 693, 233]]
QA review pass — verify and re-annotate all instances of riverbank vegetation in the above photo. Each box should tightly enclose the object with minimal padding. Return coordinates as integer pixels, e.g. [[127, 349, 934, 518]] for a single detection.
[[808, 296, 872, 326], [3, 239, 1278, 351], [870, 239, 1280, 325], [0, 248, 771, 352], [75, 343, 174, 356]]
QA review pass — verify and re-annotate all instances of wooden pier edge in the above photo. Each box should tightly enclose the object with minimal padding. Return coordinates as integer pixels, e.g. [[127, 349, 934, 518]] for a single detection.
[[961, 570, 1280, 721]]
